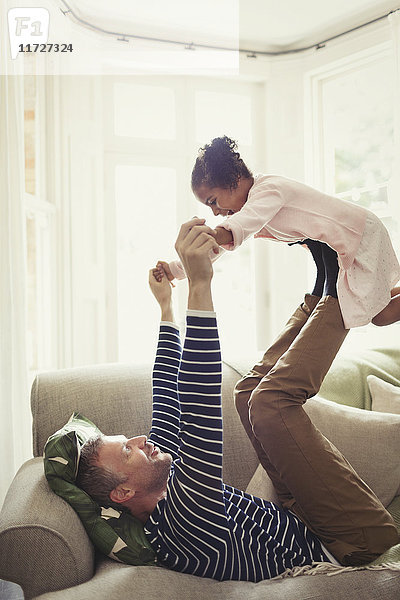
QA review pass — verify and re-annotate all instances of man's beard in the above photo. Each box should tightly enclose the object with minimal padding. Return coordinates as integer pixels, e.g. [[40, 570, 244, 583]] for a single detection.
[[146, 452, 173, 494]]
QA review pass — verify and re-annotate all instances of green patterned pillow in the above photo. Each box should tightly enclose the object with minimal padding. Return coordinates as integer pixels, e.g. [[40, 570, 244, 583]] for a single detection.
[[44, 412, 157, 566]]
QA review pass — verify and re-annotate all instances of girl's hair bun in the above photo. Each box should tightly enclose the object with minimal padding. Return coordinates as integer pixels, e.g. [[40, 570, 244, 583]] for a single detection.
[[191, 135, 252, 191]]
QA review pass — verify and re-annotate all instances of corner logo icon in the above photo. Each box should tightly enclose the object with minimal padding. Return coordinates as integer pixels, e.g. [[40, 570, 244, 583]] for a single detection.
[[8, 8, 50, 59]]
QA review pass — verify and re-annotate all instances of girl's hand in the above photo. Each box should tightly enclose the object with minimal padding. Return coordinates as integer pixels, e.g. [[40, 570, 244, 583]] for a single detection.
[[155, 261, 176, 286]]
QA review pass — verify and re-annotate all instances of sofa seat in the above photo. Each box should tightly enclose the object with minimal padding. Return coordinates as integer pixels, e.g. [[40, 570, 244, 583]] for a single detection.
[[1, 348, 400, 600]]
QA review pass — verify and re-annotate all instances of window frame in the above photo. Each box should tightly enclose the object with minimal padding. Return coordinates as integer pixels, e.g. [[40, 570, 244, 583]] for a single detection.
[[304, 41, 400, 349], [304, 41, 393, 192]]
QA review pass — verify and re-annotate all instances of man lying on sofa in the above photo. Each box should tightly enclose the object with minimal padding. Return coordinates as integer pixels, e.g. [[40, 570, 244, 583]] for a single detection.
[[76, 218, 398, 582]]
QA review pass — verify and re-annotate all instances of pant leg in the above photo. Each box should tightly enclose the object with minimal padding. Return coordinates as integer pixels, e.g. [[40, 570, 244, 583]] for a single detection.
[[249, 296, 399, 566], [234, 294, 319, 504]]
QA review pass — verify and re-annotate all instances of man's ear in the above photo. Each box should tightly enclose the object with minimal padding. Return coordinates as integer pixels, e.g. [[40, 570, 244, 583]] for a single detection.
[[109, 484, 135, 504]]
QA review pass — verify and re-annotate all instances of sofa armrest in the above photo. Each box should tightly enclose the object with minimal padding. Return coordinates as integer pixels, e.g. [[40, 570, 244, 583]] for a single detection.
[[0, 458, 94, 599]]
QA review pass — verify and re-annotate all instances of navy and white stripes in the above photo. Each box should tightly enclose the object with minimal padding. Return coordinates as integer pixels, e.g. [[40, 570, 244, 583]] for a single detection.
[[145, 314, 331, 582]]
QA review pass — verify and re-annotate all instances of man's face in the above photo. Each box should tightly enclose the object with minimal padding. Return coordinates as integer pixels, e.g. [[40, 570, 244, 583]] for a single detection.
[[97, 434, 172, 497]]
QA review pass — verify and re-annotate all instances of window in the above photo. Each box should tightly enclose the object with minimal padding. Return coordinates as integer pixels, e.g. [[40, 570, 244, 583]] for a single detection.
[[24, 66, 56, 380], [105, 77, 260, 362], [319, 56, 395, 231], [307, 48, 399, 349], [25, 204, 54, 373], [115, 165, 177, 362]]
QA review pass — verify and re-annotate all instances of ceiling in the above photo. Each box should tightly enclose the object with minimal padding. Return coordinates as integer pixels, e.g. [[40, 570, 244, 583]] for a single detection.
[[65, 0, 400, 53], [239, 0, 400, 51]]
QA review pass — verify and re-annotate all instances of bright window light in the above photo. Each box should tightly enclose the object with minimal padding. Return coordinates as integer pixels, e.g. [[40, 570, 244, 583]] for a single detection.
[[321, 58, 394, 216], [113, 83, 176, 139], [115, 164, 177, 362], [195, 91, 252, 145]]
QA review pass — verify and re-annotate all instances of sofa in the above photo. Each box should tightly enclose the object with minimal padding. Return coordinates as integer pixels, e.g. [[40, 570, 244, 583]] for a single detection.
[[1, 346, 400, 600]]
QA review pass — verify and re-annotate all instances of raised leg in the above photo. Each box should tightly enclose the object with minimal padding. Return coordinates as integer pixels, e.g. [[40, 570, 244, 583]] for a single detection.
[[234, 294, 319, 504], [249, 296, 399, 565]]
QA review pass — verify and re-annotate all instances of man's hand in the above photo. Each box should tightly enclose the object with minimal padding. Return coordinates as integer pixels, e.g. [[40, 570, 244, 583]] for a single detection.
[[174, 218, 218, 311], [149, 268, 174, 322]]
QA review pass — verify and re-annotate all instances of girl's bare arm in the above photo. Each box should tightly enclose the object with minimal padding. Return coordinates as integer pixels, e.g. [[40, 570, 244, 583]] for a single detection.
[[214, 227, 234, 246]]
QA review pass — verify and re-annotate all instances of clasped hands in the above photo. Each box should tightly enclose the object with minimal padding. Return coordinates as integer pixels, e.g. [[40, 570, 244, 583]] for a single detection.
[[153, 218, 218, 285], [150, 218, 218, 312]]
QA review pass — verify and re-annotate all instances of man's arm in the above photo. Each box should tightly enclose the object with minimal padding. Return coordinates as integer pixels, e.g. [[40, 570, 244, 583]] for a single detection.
[[147, 216, 219, 461], [148, 267, 174, 322], [148, 269, 182, 460], [166, 219, 226, 508], [151, 222, 232, 582]]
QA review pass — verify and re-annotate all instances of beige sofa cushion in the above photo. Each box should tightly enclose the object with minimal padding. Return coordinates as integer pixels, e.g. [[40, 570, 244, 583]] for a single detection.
[[368, 375, 400, 415], [33, 553, 400, 600], [246, 464, 280, 505], [246, 396, 400, 507]]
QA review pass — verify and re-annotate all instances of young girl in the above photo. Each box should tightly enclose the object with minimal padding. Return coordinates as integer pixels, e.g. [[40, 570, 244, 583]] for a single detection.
[[157, 136, 400, 329]]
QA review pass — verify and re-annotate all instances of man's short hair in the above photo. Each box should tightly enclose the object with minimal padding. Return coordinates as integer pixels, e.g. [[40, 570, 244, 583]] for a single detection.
[[76, 435, 127, 510]]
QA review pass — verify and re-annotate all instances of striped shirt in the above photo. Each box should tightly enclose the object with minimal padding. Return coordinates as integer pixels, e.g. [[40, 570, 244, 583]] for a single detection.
[[144, 313, 331, 581]]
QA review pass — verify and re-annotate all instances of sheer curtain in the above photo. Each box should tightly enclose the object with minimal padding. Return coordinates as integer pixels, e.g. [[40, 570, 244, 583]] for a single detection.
[[389, 10, 400, 225], [0, 5, 32, 509]]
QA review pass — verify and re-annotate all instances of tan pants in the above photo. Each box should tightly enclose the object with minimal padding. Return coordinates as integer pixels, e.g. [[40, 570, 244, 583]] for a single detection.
[[234, 295, 399, 566]]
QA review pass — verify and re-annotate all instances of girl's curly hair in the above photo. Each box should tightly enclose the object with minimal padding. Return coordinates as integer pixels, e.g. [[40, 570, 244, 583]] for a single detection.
[[191, 136, 252, 191]]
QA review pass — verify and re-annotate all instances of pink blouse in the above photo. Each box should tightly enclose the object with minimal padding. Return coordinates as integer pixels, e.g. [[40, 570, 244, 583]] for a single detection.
[[170, 174, 368, 279]]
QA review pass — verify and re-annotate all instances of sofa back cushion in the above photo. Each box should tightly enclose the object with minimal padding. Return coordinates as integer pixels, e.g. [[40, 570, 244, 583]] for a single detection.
[[368, 375, 400, 414], [32, 362, 259, 492], [318, 347, 400, 409]]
